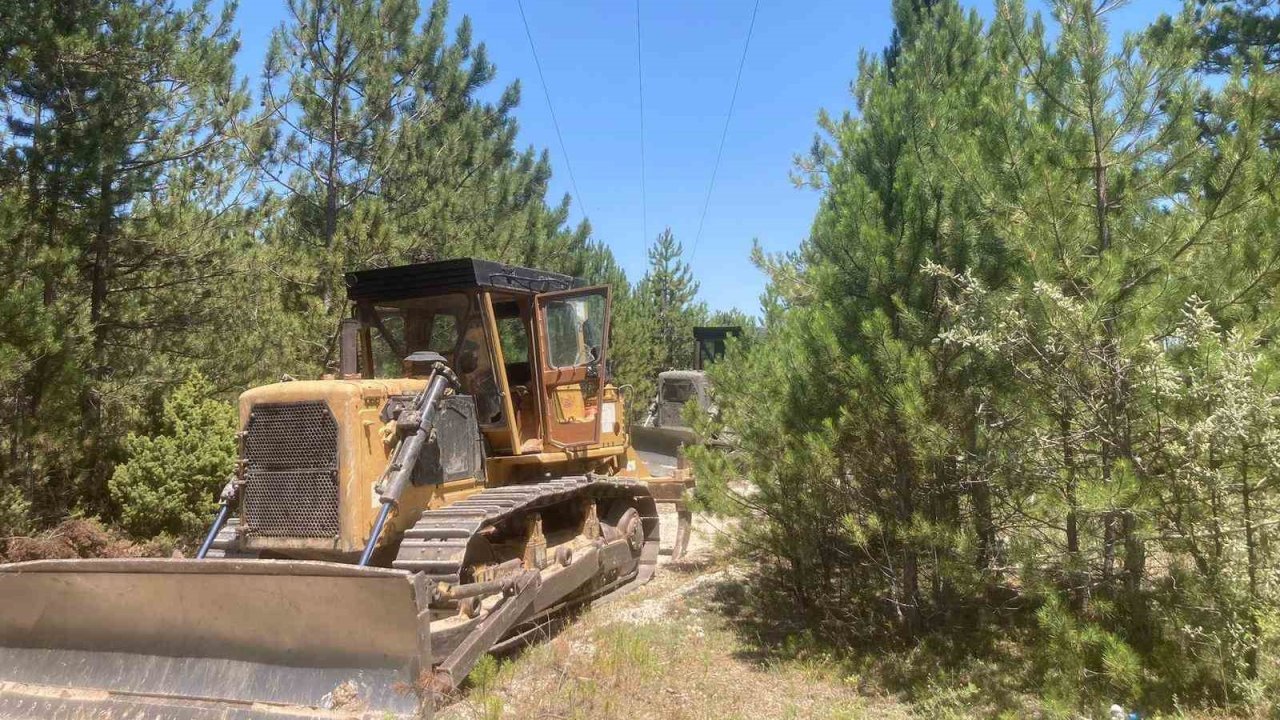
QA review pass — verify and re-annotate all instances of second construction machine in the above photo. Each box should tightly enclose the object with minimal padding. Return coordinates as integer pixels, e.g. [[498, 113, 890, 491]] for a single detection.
[[0, 259, 694, 719], [632, 325, 742, 464]]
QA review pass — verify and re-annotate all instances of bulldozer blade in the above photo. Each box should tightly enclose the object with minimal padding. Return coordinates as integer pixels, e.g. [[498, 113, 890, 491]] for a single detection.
[[0, 558, 429, 718], [630, 425, 697, 475], [631, 428, 697, 562]]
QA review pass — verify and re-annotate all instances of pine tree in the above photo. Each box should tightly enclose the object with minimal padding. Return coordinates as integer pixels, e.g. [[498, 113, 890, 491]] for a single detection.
[[984, 0, 1276, 624], [256, 0, 591, 372], [579, 242, 659, 423], [783, 0, 1010, 635], [109, 373, 237, 540], [920, 0, 1279, 705], [697, 3, 1280, 709], [1191, 0, 1280, 72], [0, 0, 249, 517], [382, 3, 591, 275], [253, 0, 422, 369], [637, 229, 705, 371]]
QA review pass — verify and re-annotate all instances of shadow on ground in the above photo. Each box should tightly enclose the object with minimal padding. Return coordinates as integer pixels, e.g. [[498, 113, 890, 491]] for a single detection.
[[689, 559, 1041, 718]]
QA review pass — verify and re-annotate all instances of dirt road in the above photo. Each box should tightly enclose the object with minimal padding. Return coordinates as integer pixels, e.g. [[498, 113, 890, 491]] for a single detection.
[[438, 510, 906, 720]]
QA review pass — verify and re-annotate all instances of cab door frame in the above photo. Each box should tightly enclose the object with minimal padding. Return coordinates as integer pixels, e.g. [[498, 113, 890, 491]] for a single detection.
[[478, 291, 524, 453], [532, 285, 611, 450]]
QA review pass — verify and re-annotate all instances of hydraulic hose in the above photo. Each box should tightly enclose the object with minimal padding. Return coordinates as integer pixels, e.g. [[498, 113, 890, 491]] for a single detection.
[[197, 478, 239, 559], [359, 502, 395, 567], [359, 362, 456, 566], [196, 503, 232, 559]]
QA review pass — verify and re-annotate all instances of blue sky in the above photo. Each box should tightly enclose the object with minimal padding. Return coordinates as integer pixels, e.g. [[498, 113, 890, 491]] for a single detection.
[[229, 0, 1176, 315]]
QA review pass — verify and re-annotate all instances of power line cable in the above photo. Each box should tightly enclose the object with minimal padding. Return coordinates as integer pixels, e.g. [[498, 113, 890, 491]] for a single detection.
[[635, 0, 648, 245], [515, 0, 589, 224], [689, 0, 760, 263]]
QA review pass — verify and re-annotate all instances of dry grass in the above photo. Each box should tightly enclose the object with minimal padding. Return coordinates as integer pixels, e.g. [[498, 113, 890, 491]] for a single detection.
[[2, 517, 174, 562], [438, 518, 901, 720], [435, 514, 1261, 720]]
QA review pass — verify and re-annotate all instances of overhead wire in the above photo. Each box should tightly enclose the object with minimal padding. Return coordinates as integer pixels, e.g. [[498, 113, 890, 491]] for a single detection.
[[515, 0, 590, 225], [636, 0, 648, 245], [689, 0, 761, 263]]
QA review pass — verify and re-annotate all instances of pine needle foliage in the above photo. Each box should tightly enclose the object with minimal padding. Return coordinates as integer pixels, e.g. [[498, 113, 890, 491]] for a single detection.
[[636, 228, 706, 372], [250, 0, 595, 373], [109, 374, 237, 540], [0, 0, 250, 518], [694, 0, 1280, 713], [0, 0, 660, 538]]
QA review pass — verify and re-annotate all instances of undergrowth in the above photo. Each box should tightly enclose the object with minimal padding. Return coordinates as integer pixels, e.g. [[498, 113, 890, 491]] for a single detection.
[[701, 551, 1274, 720]]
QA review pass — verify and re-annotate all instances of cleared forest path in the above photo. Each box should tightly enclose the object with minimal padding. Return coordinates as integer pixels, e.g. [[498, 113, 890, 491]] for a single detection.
[[438, 511, 909, 720]]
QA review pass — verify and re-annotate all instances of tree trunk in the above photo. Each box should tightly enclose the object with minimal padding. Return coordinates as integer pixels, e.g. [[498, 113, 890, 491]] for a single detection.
[[1240, 444, 1260, 680], [1121, 511, 1142, 595], [318, 17, 347, 328], [1060, 405, 1087, 613], [1102, 511, 1117, 587], [894, 432, 921, 636], [82, 164, 116, 511], [966, 416, 995, 573]]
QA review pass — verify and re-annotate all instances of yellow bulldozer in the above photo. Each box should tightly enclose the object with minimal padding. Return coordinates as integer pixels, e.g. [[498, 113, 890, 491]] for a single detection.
[[0, 259, 694, 719]]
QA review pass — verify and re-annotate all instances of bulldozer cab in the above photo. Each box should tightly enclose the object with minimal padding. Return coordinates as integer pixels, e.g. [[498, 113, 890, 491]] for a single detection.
[[345, 258, 612, 456], [693, 325, 742, 370]]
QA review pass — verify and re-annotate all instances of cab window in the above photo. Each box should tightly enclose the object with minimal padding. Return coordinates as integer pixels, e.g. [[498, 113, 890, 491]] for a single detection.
[[363, 293, 504, 424], [498, 317, 529, 363], [369, 312, 406, 378], [543, 294, 605, 368], [427, 314, 457, 353], [662, 379, 696, 404]]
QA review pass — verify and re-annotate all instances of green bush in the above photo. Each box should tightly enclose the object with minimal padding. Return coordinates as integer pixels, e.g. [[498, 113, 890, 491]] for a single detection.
[[689, 0, 1280, 715], [0, 483, 31, 539], [109, 374, 236, 540]]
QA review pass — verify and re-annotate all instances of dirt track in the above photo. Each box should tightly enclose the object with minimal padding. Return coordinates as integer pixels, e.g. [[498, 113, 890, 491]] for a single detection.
[[438, 509, 904, 720]]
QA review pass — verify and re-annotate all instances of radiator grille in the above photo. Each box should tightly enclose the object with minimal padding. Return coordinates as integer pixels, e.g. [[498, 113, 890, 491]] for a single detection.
[[241, 401, 340, 538]]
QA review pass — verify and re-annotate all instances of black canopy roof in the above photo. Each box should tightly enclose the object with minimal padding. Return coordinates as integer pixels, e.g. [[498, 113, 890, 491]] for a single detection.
[[692, 326, 743, 340], [344, 258, 579, 302]]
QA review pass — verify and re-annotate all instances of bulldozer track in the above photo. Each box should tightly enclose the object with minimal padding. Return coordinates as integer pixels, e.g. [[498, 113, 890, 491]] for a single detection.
[[207, 474, 662, 597], [392, 474, 659, 589]]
